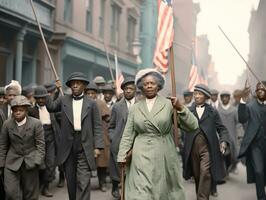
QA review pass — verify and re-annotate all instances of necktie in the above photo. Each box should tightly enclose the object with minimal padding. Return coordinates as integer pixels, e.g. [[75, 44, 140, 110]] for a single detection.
[[73, 95, 84, 100]]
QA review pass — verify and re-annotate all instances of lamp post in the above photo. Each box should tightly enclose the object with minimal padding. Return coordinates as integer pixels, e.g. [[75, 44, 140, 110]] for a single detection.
[[132, 38, 142, 71]]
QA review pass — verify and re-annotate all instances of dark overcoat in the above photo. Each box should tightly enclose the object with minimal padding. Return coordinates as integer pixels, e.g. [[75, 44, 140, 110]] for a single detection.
[[238, 99, 266, 183], [45, 94, 104, 170], [0, 116, 45, 171], [183, 103, 229, 182], [108, 98, 130, 181]]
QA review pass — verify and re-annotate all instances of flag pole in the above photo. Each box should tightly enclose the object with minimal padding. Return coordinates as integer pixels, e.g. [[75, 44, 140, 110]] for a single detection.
[[29, 0, 64, 95], [169, 46, 179, 147], [103, 43, 115, 82]]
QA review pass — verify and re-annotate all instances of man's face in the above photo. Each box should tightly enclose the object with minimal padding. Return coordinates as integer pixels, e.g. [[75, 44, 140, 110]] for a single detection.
[[194, 91, 206, 105], [0, 95, 5, 105], [256, 83, 266, 101], [69, 80, 86, 96], [211, 94, 218, 102], [184, 95, 193, 104], [35, 97, 46, 107], [221, 95, 230, 105], [103, 91, 114, 102], [86, 89, 97, 100], [12, 106, 27, 122], [123, 83, 136, 101], [5, 89, 18, 104]]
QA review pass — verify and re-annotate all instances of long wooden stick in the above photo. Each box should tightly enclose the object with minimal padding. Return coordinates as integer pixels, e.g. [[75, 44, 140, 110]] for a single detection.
[[218, 25, 266, 90], [103, 43, 115, 82], [29, 0, 64, 95], [169, 46, 179, 147]]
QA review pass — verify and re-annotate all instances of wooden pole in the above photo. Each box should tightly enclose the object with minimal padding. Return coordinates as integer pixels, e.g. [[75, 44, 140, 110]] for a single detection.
[[103, 43, 115, 82], [120, 164, 125, 200], [29, 0, 64, 95], [169, 46, 179, 147], [218, 25, 266, 90]]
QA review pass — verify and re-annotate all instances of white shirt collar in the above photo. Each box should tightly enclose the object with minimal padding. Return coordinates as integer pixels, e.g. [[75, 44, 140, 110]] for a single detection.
[[16, 117, 27, 127], [221, 104, 230, 110], [145, 96, 157, 112]]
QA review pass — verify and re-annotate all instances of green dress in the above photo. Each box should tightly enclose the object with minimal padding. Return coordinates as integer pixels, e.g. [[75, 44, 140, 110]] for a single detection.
[[117, 96, 198, 200]]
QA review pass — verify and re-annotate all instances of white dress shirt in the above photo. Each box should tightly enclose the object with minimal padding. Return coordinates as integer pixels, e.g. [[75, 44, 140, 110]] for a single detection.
[[146, 96, 157, 112], [211, 100, 219, 109], [8, 104, 12, 118], [126, 98, 136, 109], [38, 105, 51, 125], [16, 117, 27, 127], [73, 98, 83, 131], [196, 105, 205, 119]]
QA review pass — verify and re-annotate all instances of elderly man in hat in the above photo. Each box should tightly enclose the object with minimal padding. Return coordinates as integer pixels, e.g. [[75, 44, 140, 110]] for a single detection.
[[85, 83, 111, 192], [217, 91, 239, 174], [108, 77, 136, 199], [28, 86, 60, 197], [182, 84, 229, 200], [45, 72, 104, 200], [238, 81, 266, 200], [0, 95, 45, 200]]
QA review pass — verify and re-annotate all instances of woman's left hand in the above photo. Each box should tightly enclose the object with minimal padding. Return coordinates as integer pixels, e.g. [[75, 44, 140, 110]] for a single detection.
[[168, 96, 184, 111]]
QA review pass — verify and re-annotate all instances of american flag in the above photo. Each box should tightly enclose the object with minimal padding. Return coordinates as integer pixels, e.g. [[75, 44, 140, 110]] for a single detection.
[[188, 50, 208, 91], [114, 51, 124, 95], [153, 0, 174, 73]]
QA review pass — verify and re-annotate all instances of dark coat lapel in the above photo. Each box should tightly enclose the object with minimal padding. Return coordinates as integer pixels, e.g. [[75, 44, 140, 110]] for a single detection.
[[81, 96, 91, 122], [199, 104, 210, 122], [121, 99, 129, 122], [63, 95, 74, 126]]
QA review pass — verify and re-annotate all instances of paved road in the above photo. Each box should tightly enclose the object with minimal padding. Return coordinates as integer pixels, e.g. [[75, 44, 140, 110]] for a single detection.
[[40, 164, 256, 200]]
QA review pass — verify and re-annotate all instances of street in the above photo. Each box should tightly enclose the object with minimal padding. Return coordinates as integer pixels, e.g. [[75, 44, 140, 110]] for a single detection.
[[40, 163, 256, 200]]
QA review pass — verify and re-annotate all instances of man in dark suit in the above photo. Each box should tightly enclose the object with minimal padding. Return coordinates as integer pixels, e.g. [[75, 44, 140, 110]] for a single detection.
[[238, 81, 266, 200], [183, 84, 229, 200], [28, 86, 60, 197], [108, 77, 136, 199], [46, 72, 104, 200], [0, 95, 45, 200]]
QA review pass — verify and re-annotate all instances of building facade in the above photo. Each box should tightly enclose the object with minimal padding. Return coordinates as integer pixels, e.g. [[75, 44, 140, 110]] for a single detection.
[[0, 0, 55, 86], [54, 0, 142, 85], [247, 0, 266, 88]]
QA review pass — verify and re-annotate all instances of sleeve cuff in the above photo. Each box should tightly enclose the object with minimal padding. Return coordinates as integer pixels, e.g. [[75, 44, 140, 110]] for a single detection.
[[240, 98, 246, 104]]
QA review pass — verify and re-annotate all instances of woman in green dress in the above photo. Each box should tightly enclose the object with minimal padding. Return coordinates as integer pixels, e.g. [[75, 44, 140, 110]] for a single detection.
[[117, 68, 198, 200]]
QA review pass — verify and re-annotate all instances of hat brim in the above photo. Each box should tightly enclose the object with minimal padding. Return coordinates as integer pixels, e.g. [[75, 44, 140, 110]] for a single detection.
[[121, 81, 135, 90], [34, 94, 49, 98], [66, 79, 90, 87]]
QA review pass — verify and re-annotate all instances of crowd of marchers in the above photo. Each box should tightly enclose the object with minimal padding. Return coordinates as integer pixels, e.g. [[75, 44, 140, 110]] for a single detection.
[[0, 69, 265, 200]]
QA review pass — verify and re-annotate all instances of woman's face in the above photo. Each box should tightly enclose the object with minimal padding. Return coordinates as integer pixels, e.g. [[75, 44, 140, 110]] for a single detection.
[[142, 75, 159, 99]]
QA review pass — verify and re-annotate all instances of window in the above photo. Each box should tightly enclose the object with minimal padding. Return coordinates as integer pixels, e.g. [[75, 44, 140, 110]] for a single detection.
[[64, 0, 72, 22], [86, 0, 93, 33], [110, 3, 121, 46], [127, 15, 136, 51], [99, 0, 105, 38]]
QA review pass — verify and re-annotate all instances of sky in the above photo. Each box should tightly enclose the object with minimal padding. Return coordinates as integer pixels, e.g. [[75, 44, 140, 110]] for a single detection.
[[194, 0, 260, 85]]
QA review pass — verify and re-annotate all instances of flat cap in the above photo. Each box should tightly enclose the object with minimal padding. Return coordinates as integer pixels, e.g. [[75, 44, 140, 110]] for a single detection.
[[85, 83, 98, 92], [44, 82, 57, 92], [65, 72, 89, 87], [34, 86, 49, 98], [10, 95, 31, 108], [210, 89, 219, 95], [183, 89, 193, 96], [194, 84, 211, 98], [121, 77, 135, 90], [220, 91, 231, 96]]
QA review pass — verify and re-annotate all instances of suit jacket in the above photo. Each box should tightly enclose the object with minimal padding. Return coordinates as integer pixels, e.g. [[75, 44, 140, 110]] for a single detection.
[[46, 94, 104, 170], [238, 99, 266, 184], [0, 116, 45, 171], [183, 103, 229, 182], [0, 103, 8, 128], [28, 105, 60, 136]]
